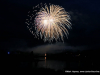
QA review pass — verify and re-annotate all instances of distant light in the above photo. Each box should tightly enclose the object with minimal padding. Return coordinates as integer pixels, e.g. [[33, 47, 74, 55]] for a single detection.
[[45, 57, 46, 60], [8, 52, 10, 54], [45, 53, 46, 56]]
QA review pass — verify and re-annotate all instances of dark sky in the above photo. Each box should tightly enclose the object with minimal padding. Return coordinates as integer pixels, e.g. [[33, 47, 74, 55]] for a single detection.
[[0, 0, 100, 54]]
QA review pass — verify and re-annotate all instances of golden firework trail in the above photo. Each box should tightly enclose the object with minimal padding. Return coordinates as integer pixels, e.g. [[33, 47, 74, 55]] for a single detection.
[[25, 3, 72, 42]]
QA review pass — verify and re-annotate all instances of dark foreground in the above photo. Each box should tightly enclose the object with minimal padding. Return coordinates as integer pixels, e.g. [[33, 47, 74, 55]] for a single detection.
[[0, 50, 100, 73]]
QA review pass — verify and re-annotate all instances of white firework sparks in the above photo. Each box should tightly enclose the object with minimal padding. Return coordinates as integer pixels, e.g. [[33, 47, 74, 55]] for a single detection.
[[26, 3, 72, 43]]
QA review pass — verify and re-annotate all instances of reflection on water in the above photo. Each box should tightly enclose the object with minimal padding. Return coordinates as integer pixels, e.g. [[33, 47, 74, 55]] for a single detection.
[[31, 56, 96, 71], [36, 59, 66, 70], [6, 56, 98, 71], [32, 57, 76, 70]]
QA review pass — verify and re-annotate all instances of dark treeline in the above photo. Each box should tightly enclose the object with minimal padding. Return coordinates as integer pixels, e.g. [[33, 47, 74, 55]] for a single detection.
[[0, 49, 100, 60]]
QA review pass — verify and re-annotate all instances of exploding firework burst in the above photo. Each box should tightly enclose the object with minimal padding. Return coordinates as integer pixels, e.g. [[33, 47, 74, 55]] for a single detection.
[[25, 3, 72, 42]]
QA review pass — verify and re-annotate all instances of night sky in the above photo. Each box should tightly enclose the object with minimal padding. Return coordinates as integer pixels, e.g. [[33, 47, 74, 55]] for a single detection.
[[0, 0, 100, 54]]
